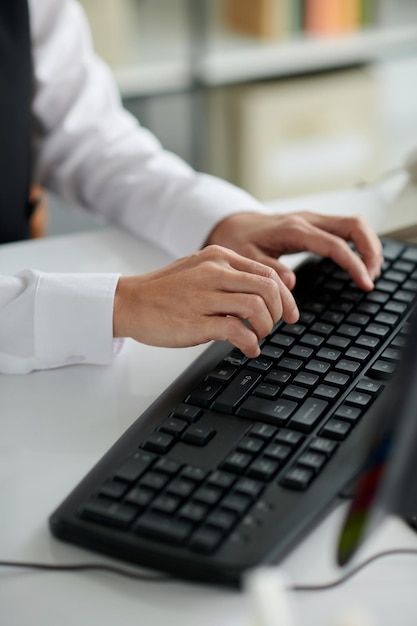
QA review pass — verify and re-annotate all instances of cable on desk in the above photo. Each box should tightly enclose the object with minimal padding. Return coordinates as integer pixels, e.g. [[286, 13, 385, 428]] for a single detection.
[[1, 548, 417, 589], [0, 559, 171, 582], [289, 548, 417, 593]]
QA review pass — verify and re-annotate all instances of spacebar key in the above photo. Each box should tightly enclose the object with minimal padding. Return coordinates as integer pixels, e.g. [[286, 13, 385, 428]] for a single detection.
[[212, 370, 262, 414], [288, 398, 329, 432]]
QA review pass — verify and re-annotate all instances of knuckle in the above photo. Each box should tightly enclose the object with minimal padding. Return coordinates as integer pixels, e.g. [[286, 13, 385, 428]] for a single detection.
[[248, 293, 266, 317], [203, 244, 227, 261], [283, 214, 306, 230]]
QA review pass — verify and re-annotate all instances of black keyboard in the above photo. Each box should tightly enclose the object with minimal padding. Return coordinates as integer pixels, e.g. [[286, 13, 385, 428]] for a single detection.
[[49, 239, 417, 586]]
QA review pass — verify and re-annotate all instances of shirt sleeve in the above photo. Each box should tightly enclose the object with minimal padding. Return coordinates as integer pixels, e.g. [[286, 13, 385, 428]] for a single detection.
[[1, 0, 266, 375], [29, 0, 266, 259], [0, 271, 119, 374]]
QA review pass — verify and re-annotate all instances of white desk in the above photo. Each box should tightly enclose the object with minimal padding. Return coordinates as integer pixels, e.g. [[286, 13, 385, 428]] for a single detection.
[[1, 182, 417, 626]]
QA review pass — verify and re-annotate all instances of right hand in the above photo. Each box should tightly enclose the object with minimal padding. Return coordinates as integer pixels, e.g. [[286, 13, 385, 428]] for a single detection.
[[113, 245, 299, 358]]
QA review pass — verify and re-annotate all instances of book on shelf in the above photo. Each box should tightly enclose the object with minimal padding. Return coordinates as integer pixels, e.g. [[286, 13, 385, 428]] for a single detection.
[[223, 0, 299, 39], [223, 0, 376, 39], [304, 0, 361, 35]]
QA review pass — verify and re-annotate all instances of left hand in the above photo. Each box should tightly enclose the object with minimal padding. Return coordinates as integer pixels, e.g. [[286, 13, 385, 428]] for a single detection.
[[206, 211, 383, 292]]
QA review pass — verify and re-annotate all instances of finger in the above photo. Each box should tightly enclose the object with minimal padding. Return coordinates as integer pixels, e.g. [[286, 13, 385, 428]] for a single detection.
[[211, 263, 299, 326], [281, 221, 376, 291], [204, 314, 262, 358], [257, 254, 297, 290], [300, 213, 383, 280]]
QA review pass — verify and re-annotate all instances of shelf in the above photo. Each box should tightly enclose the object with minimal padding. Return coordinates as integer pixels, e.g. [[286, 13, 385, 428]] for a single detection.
[[199, 24, 417, 86], [113, 24, 417, 98]]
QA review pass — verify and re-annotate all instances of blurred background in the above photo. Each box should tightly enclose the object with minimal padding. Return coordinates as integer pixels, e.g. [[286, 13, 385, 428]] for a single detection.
[[48, 0, 417, 235]]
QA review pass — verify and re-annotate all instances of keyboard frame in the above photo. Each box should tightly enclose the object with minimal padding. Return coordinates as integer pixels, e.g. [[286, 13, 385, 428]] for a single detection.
[[49, 244, 417, 587]]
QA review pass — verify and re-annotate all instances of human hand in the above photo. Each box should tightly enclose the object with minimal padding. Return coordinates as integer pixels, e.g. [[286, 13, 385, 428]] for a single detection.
[[113, 245, 299, 357], [206, 211, 383, 292]]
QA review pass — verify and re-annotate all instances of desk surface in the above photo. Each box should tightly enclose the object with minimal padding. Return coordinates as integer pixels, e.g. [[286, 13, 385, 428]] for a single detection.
[[1, 183, 417, 626]]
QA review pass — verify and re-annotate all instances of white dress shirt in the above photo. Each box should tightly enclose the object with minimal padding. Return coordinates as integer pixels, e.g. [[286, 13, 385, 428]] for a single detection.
[[0, 0, 264, 374]]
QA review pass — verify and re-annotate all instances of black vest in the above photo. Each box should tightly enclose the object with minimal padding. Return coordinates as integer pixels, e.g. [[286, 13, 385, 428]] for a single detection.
[[0, 1, 32, 243]]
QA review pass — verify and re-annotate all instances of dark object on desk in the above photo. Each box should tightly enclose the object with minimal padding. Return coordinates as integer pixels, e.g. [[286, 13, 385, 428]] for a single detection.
[[338, 289, 417, 565], [49, 239, 417, 586]]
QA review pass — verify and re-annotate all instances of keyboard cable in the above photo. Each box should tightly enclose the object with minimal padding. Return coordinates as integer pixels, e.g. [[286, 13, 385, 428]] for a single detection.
[[1, 547, 417, 590]]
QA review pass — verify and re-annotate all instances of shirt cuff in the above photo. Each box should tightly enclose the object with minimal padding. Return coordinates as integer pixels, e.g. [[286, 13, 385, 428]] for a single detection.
[[34, 272, 120, 370]]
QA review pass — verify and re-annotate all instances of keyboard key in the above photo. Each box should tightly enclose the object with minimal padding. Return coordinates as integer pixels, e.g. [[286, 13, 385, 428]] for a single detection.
[[151, 494, 181, 514], [193, 486, 223, 506], [355, 379, 383, 394], [265, 369, 292, 385], [180, 466, 207, 482], [206, 364, 237, 383], [99, 480, 128, 500], [260, 345, 284, 361], [356, 334, 380, 349], [172, 404, 203, 423], [159, 417, 188, 436], [178, 502, 207, 523], [253, 382, 281, 399], [182, 425, 216, 446], [384, 300, 407, 315], [326, 335, 351, 349], [313, 384, 339, 399], [212, 370, 261, 413], [338, 324, 361, 338], [281, 384, 308, 400], [368, 359, 396, 380], [81, 499, 139, 528], [320, 419, 351, 440], [305, 359, 331, 375], [263, 442, 292, 463], [166, 479, 195, 499], [250, 423, 277, 440], [153, 458, 182, 475], [366, 323, 390, 337], [345, 390, 372, 407], [221, 492, 252, 515], [221, 451, 252, 474], [234, 477, 264, 498], [125, 487, 154, 509], [335, 359, 360, 374], [237, 393, 298, 425], [300, 333, 325, 348], [316, 347, 341, 361], [311, 322, 334, 337], [309, 437, 338, 457], [223, 349, 248, 366], [345, 347, 370, 361], [142, 432, 175, 454], [281, 466, 314, 490], [270, 333, 295, 348], [381, 347, 401, 361], [189, 526, 224, 553], [115, 451, 155, 483], [207, 470, 236, 490], [186, 381, 222, 408], [206, 509, 237, 532], [135, 513, 192, 545], [334, 404, 361, 422], [247, 457, 279, 481], [324, 371, 350, 386], [140, 471, 169, 491], [274, 429, 304, 447], [277, 357, 303, 372], [294, 371, 319, 387], [288, 398, 329, 432], [247, 357, 273, 373], [237, 436, 264, 454], [289, 345, 314, 360], [297, 451, 326, 472]]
